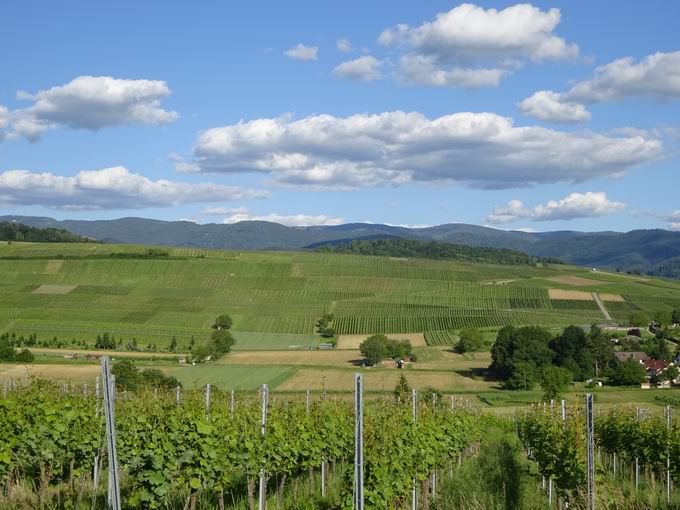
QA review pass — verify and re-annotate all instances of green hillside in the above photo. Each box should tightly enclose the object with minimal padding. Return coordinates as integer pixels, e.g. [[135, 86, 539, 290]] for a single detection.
[[2, 241, 680, 351]]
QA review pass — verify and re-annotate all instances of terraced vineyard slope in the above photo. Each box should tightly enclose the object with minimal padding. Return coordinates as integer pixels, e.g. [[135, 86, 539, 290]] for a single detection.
[[2, 241, 680, 351]]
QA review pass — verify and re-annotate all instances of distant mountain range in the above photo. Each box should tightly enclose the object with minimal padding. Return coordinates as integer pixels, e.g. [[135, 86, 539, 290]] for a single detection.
[[3, 215, 680, 278]]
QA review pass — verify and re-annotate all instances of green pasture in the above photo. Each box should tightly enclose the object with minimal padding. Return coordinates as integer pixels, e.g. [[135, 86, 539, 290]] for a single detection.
[[166, 364, 298, 390], [1, 242, 680, 350]]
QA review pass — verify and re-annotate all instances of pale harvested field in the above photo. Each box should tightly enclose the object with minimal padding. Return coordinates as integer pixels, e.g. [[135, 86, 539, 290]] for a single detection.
[[32, 284, 77, 295], [547, 275, 608, 286], [0, 364, 100, 384], [44, 259, 64, 274], [337, 333, 427, 349], [548, 289, 623, 301], [416, 351, 491, 371], [216, 350, 362, 366], [548, 289, 594, 300], [278, 368, 494, 392], [599, 293, 625, 302], [30, 347, 182, 358]]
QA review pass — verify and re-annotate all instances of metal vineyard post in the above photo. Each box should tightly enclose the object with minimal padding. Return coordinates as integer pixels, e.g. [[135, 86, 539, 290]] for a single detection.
[[354, 374, 364, 510], [101, 356, 121, 510]]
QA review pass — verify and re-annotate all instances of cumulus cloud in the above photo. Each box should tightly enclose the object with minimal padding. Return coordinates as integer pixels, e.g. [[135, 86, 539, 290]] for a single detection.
[[184, 111, 661, 190], [336, 39, 353, 53], [285, 44, 318, 61], [333, 56, 383, 82], [521, 52, 680, 122], [398, 55, 508, 87], [518, 90, 591, 123], [0, 167, 267, 210], [4, 76, 178, 140], [0, 105, 8, 141], [487, 192, 626, 223], [217, 207, 344, 226], [671, 223, 680, 231], [378, 3, 577, 87]]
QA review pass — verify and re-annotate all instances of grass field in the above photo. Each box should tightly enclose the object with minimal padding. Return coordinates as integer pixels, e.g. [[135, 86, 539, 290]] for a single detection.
[[2, 242, 679, 351]]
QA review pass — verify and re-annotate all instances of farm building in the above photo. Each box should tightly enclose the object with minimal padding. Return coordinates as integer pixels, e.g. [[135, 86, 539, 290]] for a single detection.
[[614, 352, 650, 363]]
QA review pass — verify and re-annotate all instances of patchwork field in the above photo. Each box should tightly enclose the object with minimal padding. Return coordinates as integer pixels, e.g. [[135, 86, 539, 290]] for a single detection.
[[1, 242, 680, 352]]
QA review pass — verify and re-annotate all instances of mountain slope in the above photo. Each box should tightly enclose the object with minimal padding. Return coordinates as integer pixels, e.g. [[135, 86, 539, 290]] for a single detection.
[[3, 215, 680, 277]]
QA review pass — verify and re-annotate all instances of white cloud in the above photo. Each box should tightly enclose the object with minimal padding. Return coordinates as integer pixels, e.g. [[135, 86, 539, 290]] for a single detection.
[[0, 105, 8, 141], [336, 39, 352, 53], [333, 56, 383, 82], [378, 3, 577, 87], [670, 223, 680, 231], [186, 111, 661, 189], [487, 192, 626, 223], [285, 44, 318, 61], [203, 206, 249, 216], [0, 167, 267, 210], [398, 55, 507, 87], [219, 207, 344, 227], [5, 76, 178, 140], [521, 52, 680, 122], [518, 90, 591, 123]]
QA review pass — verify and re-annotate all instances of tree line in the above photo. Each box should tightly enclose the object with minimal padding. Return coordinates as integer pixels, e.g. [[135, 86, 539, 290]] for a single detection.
[[490, 324, 678, 396], [0, 221, 93, 243], [314, 237, 562, 266]]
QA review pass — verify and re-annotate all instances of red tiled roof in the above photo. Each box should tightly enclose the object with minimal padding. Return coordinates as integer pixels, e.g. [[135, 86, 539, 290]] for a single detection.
[[644, 359, 669, 371]]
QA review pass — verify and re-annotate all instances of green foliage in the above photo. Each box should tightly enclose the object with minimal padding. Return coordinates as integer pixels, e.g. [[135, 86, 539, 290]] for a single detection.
[[112, 360, 181, 391], [434, 430, 546, 510], [0, 382, 491, 510], [393, 374, 411, 403], [454, 327, 483, 353], [13, 348, 35, 362], [673, 309, 680, 325], [212, 314, 233, 330], [490, 325, 553, 381], [539, 366, 572, 400], [0, 336, 34, 363], [359, 334, 413, 365], [503, 361, 537, 390], [629, 311, 650, 327], [315, 237, 558, 266], [95, 332, 116, 350], [609, 358, 647, 386], [0, 221, 92, 243]]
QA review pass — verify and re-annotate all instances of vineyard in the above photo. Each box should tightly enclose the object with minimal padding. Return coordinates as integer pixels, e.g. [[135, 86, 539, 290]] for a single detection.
[[0, 379, 496, 510], [518, 398, 680, 508], [1, 242, 678, 349]]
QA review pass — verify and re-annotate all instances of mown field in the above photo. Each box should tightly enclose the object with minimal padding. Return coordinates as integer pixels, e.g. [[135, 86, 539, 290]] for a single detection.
[[2, 241, 680, 352]]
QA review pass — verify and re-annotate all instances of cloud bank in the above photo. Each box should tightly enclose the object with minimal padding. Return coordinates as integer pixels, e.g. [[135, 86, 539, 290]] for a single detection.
[[203, 206, 344, 226], [333, 56, 383, 82], [5, 76, 178, 140], [378, 3, 578, 88], [0, 167, 267, 210], [487, 192, 626, 223], [520, 51, 680, 122], [183, 111, 661, 189], [285, 44, 318, 61]]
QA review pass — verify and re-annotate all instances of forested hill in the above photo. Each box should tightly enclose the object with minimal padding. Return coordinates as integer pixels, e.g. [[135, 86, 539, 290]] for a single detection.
[[0, 222, 94, 244], [313, 238, 561, 266], [3, 215, 680, 278]]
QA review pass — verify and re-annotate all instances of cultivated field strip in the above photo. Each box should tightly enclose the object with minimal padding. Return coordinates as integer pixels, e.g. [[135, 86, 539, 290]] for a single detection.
[[1, 243, 680, 347]]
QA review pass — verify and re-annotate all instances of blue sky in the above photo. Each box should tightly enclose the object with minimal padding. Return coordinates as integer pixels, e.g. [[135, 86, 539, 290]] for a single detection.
[[1, 0, 679, 232]]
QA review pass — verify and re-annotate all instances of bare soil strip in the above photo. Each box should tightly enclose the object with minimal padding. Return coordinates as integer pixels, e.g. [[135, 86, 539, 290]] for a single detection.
[[31, 284, 77, 295], [548, 289, 594, 300], [44, 260, 64, 274], [547, 275, 609, 286]]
